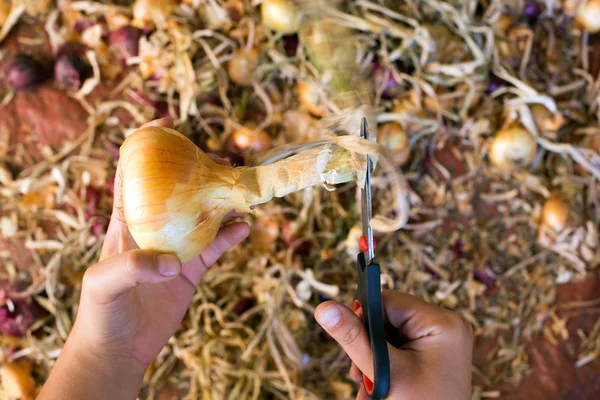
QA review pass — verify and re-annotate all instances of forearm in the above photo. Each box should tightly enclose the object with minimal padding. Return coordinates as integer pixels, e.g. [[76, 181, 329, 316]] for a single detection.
[[38, 326, 146, 400]]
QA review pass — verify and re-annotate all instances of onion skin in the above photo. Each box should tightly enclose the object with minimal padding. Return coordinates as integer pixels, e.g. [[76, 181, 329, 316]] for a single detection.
[[541, 195, 569, 232], [261, 0, 298, 34], [489, 126, 537, 171], [577, 0, 600, 33], [120, 126, 365, 261], [227, 48, 259, 86]]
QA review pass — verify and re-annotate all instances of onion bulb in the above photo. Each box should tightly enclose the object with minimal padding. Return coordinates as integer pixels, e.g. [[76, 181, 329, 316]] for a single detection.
[[377, 123, 410, 167], [261, 0, 299, 34], [577, 0, 600, 33], [531, 104, 563, 133], [297, 81, 328, 117], [250, 217, 279, 250], [133, 0, 177, 26], [489, 125, 537, 171], [230, 126, 272, 153], [0, 362, 35, 400], [541, 195, 569, 232], [120, 126, 366, 261], [227, 48, 259, 86]]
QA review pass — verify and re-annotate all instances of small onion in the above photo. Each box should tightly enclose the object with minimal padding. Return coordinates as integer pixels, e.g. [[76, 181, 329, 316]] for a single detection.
[[227, 48, 259, 86], [489, 125, 537, 171], [6, 54, 49, 91], [297, 81, 327, 117], [109, 25, 144, 59], [261, 0, 299, 34], [54, 51, 92, 91], [377, 123, 411, 167], [541, 195, 569, 232], [531, 104, 564, 133], [133, 0, 177, 25], [230, 126, 272, 153], [577, 0, 600, 33], [250, 217, 279, 250]]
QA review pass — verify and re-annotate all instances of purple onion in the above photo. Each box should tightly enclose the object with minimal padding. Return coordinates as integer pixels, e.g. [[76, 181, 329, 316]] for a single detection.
[[54, 52, 92, 91], [0, 297, 40, 337], [6, 54, 49, 90], [283, 34, 299, 57], [370, 62, 401, 98], [524, 1, 542, 23], [485, 73, 506, 94], [474, 266, 496, 289], [109, 25, 143, 59], [74, 19, 96, 34], [232, 297, 255, 315]]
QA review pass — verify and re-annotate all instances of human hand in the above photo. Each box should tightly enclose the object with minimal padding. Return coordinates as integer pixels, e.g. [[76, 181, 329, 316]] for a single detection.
[[39, 118, 250, 400], [315, 290, 473, 400]]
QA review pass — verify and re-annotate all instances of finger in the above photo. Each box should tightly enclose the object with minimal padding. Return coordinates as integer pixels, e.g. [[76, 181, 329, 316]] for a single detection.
[[83, 250, 181, 303], [356, 386, 369, 400], [382, 290, 472, 345], [314, 301, 374, 381], [222, 210, 247, 223], [349, 362, 362, 383], [100, 217, 139, 261], [181, 222, 250, 286]]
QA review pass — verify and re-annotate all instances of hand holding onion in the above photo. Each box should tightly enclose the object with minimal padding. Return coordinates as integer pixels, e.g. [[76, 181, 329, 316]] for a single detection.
[[120, 124, 367, 262]]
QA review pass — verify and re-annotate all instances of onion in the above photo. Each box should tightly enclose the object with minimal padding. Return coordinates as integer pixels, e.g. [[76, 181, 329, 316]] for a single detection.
[[377, 123, 411, 167], [227, 48, 259, 86], [250, 217, 279, 250], [541, 195, 569, 232], [6, 54, 49, 91], [370, 63, 401, 98], [283, 110, 318, 142], [524, 0, 542, 23], [109, 25, 144, 60], [133, 0, 177, 26], [531, 104, 564, 133], [0, 362, 35, 400], [489, 125, 537, 171], [230, 126, 272, 153], [577, 0, 600, 33], [261, 0, 299, 34], [297, 81, 328, 117]]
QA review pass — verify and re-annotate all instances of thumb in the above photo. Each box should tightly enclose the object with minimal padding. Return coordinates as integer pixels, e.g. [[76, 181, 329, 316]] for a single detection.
[[83, 250, 182, 303], [315, 301, 374, 381]]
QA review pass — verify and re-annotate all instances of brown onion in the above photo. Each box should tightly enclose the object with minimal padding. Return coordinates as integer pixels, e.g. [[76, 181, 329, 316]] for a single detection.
[[489, 125, 537, 171], [532, 105, 564, 133], [250, 217, 279, 249], [227, 48, 259, 86], [541, 195, 569, 232], [377, 123, 411, 167], [297, 81, 327, 117], [577, 0, 600, 33], [261, 0, 299, 34], [230, 126, 272, 153]]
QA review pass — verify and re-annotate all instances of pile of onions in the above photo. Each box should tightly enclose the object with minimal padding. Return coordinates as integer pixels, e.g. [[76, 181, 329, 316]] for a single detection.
[[120, 126, 366, 261], [489, 125, 537, 171], [577, 0, 600, 32], [377, 123, 411, 167], [230, 126, 272, 153], [227, 48, 259, 86], [261, 0, 299, 34], [541, 195, 569, 232]]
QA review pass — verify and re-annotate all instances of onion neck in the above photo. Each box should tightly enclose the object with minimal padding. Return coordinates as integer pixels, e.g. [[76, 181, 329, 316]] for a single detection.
[[228, 144, 364, 211]]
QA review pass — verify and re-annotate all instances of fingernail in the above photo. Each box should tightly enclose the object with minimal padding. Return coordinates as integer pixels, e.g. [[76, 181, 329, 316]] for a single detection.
[[317, 305, 341, 328], [157, 254, 181, 277]]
